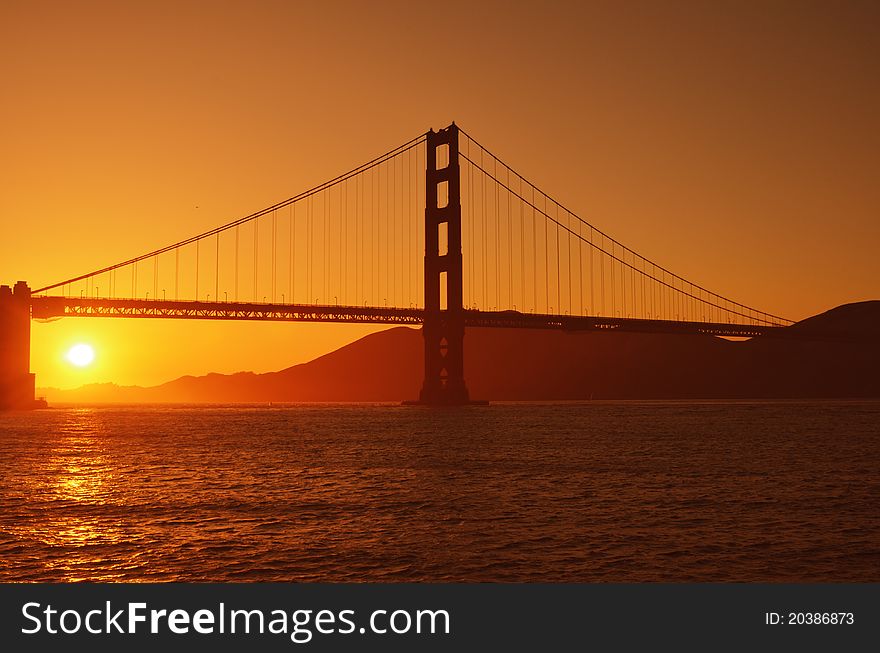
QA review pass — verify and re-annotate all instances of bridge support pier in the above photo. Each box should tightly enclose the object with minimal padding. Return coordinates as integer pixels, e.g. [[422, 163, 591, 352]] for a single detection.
[[0, 282, 40, 410], [410, 124, 478, 406]]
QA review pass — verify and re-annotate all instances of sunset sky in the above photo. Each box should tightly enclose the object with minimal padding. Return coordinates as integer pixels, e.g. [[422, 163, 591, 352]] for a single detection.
[[2, 0, 878, 389]]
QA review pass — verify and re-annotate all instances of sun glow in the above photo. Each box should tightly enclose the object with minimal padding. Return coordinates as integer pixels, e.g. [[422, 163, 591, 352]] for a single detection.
[[66, 343, 95, 367]]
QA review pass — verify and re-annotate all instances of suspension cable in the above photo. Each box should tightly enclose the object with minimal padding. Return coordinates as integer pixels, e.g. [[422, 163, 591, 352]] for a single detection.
[[35, 132, 428, 293], [458, 144, 790, 326], [458, 128, 791, 325]]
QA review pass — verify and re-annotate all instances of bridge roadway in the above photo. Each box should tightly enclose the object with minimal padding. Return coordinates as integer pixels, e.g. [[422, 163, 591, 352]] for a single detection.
[[30, 296, 788, 339]]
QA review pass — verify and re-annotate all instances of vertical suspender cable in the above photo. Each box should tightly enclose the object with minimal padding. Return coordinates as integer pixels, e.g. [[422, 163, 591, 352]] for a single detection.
[[507, 167, 513, 308], [234, 225, 239, 302], [289, 203, 294, 304], [253, 217, 258, 301]]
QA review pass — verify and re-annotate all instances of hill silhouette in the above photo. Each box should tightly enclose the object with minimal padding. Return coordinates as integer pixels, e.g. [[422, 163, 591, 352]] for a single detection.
[[42, 301, 880, 402]]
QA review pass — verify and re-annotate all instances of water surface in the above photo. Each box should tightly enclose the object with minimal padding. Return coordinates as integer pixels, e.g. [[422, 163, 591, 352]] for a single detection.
[[0, 401, 877, 582]]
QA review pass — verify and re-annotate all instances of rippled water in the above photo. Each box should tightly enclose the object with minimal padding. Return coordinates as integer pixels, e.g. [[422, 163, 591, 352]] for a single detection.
[[0, 401, 878, 582]]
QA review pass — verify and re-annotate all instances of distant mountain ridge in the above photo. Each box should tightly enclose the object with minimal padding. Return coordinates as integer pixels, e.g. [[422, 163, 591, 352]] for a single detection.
[[41, 301, 880, 402]]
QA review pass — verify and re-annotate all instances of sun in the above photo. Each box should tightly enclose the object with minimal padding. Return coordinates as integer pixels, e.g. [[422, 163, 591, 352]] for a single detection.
[[66, 343, 95, 367]]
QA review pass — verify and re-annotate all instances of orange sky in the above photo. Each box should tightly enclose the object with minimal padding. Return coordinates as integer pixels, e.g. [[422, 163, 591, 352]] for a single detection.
[[2, 0, 878, 389]]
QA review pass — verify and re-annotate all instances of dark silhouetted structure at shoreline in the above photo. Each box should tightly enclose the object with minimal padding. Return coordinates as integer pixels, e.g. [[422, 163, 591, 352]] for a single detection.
[[0, 282, 44, 410]]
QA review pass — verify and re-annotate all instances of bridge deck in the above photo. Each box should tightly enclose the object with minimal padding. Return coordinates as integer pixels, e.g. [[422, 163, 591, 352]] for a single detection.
[[30, 296, 789, 338]]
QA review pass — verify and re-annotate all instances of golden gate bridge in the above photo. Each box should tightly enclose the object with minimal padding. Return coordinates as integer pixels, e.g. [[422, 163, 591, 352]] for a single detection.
[[2, 123, 797, 407]]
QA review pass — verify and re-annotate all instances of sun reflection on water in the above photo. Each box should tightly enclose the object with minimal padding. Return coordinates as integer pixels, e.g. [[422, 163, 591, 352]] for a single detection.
[[16, 409, 133, 581]]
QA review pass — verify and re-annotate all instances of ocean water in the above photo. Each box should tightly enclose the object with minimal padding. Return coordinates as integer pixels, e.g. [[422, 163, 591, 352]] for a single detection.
[[0, 401, 877, 582]]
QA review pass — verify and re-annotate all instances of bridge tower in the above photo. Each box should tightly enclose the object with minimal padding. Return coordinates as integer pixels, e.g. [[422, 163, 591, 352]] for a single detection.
[[0, 281, 37, 410], [417, 124, 472, 405]]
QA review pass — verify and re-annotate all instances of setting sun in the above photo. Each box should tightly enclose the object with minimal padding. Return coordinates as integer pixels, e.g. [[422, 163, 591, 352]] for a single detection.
[[66, 343, 95, 367]]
